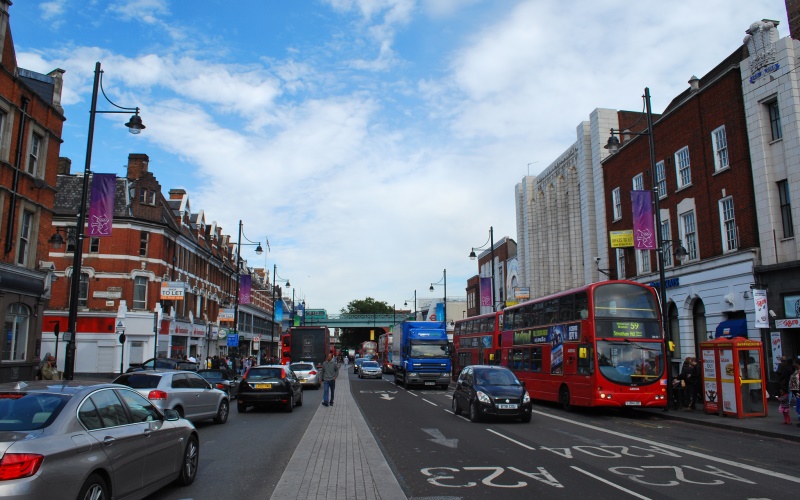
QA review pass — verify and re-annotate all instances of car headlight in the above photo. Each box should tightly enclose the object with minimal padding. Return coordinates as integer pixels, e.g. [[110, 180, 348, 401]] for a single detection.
[[523, 391, 531, 404], [409, 372, 417, 377], [476, 391, 491, 403]]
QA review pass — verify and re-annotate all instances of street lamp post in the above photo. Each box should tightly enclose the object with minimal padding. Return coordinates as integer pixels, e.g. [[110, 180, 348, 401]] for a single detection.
[[271, 264, 290, 362], [233, 220, 263, 366], [469, 226, 497, 312], [429, 269, 447, 325], [404, 290, 417, 319], [62, 62, 145, 380]]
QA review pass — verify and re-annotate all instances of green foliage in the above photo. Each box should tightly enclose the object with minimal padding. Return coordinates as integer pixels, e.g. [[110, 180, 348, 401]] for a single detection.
[[338, 297, 393, 349]]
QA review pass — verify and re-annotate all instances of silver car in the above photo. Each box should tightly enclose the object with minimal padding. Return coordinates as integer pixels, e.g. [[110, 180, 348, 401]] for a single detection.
[[113, 370, 229, 424], [289, 362, 321, 389], [0, 380, 198, 500], [358, 360, 383, 379]]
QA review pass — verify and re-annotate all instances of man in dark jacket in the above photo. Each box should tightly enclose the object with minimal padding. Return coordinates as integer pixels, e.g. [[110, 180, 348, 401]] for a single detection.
[[777, 356, 793, 394]]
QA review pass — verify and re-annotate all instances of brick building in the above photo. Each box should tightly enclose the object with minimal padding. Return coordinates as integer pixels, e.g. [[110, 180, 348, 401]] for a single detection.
[[465, 236, 516, 317], [602, 47, 759, 373], [46, 153, 277, 375], [0, 0, 65, 382]]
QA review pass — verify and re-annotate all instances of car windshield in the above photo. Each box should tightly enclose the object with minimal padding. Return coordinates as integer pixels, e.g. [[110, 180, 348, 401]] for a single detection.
[[362, 362, 379, 368], [409, 342, 449, 358], [114, 373, 161, 389], [0, 392, 70, 431], [474, 370, 520, 386], [291, 363, 314, 371], [597, 340, 664, 385], [246, 368, 283, 380]]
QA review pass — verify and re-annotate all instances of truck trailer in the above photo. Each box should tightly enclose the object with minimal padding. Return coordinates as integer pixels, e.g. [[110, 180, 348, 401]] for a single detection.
[[391, 321, 451, 389], [288, 326, 330, 368]]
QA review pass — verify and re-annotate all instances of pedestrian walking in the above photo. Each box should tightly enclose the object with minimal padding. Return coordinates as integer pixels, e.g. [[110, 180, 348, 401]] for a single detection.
[[790, 361, 800, 427], [678, 357, 696, 410], [777, 356, 793, 395], [778, 389, 792, 424], [321, 353, 339, 407]]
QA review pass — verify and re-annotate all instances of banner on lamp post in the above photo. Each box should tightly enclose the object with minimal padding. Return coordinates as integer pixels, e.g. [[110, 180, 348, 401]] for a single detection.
[[87, 173, 116, 237], [479, 277, 492, 307], [239, 275, 251, 305], [753, 289, 769, 328], [631, 190, 656, 250]]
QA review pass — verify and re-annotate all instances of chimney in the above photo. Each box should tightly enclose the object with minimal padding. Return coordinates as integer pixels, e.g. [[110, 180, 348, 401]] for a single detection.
[[169, 189, 186, 200], [47, 68, 66, 115], [57, 157, 72, 175], [688, 75, 700, 91], [126, 153, 149, 180], [787, 0, 800, 39]]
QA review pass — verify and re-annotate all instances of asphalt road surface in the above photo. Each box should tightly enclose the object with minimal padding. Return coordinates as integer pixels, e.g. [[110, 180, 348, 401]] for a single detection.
[[351, 372, 800, 499]]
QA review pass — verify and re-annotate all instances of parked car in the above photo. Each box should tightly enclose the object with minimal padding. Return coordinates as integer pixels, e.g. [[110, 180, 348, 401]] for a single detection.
[[452, 365, 532, 423], [113, 370, 229, 424], [126, 357, 199, 373], [353, 357, 367, 374], [237, 365, 303, 413], [197, 368, 239, 398], [0, 380, 199, 499], [358, 360, 382, 379], [290, 362, 321, 389]]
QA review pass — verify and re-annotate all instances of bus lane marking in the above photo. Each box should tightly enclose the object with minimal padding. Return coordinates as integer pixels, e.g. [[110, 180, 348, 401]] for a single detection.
[[486, 429, 537, 451], [422, 398, 438, 406], [571, 466, 652, 500], [533, 409, 800, 484], [608, 465, 756, 486], [420, 466, 563, 489]]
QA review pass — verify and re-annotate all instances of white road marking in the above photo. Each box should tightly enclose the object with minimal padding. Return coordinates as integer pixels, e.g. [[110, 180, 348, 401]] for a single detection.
[[571, 466, 652, 500], [534, 409, 800, 484], [486, 429, 537, 451], [422, 398, 438, 406]]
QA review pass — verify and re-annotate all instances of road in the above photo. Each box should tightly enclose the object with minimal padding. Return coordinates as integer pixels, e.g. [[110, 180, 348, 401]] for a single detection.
[[145, 384, 324, 500], [351, 372, 800, 499]]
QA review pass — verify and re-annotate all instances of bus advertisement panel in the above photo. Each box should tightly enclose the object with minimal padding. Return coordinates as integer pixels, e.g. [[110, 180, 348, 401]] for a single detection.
[[280, 333, 291, 364], [453, 311, 503, 379], [502, 281, 667, 409]]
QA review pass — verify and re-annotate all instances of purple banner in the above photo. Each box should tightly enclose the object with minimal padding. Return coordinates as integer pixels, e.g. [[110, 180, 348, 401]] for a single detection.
[[631, 190, 656, 250], [239, 275, 251, 305], [87, 173, 116, 237], [480, 277, 492, 307]]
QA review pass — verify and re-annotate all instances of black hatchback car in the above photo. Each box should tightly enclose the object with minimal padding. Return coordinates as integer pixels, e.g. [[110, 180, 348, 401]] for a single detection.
[[237, 365, 303, 413], [452, 365, 532, 423]]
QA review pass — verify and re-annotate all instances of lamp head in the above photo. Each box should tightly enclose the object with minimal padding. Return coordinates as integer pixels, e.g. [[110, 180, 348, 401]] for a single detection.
[[285, 280, 291, 288], [125, 112, 145, 134], [604, 133, 620, 154], [469, 250, 477, 260], [674, 244, 689, 262], [49, 231, 65, 249], [429, 285, 434, 292], [255, 244, 264, 255]]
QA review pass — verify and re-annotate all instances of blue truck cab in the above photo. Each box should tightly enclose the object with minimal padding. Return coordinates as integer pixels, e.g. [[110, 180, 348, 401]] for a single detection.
[[391, 321, 451, 389]]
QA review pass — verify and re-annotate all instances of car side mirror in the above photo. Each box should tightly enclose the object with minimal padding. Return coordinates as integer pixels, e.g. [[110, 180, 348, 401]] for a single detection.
[[164, 408, 181, 421]]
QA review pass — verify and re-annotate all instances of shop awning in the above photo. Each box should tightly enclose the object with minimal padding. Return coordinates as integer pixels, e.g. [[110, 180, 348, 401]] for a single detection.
[[715, 319, 748, 338]]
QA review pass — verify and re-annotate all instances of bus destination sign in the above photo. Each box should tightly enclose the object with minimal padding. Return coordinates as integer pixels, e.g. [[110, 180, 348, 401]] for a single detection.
[[596, 320, 660, 339]]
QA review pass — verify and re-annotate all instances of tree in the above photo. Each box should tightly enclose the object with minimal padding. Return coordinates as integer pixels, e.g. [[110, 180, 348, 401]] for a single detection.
[[339, 297, 394, 349]]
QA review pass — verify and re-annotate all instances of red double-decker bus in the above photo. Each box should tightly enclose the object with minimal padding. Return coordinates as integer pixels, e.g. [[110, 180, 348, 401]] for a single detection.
[[452, 311, 504, 379], [501, 280, 667, 409], [280, 333, 291, 364], [359, 340, 377, 359]]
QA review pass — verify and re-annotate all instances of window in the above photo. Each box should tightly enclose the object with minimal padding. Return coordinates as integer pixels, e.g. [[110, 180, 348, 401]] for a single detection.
[[26, 133, 42, 176], [612, 188, 621, 220], [147, 190, 156, 205], [711, 126, 729, 171], [116, 390, 159, 423], [16, 210, 33, 266], [89, 238, 100, 253], [133, 276, 148, 309], [675, 147, 691, 188], [637, 249, 650, 274], [719, 197, 738, 252], [65, 228, 76, 252], [768, 100, 782, 141], [139, 231, 149, 256], [661, 220, 673, 267], [139, 189, 146, 204], [88, 390, 131, 428], [2, 303, 30, 361], [616, 248, 625, 279], [680, 211, 698, 261], [632, 173, 643, 191], [655, 161, 666, 199], [778, 180, 794, 238], [78, 273, 89, 307]]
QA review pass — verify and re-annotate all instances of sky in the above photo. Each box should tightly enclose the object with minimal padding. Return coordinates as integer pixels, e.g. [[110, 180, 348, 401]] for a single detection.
[[10, 0, 788, 315]]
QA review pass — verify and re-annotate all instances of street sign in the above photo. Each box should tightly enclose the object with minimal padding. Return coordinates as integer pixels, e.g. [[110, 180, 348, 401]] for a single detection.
[[227, 333, 239, 347], [160, 281, 186, 300]]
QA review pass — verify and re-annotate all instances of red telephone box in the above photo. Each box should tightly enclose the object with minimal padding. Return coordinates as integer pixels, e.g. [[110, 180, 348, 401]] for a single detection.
[[699, 337, 767, 418]]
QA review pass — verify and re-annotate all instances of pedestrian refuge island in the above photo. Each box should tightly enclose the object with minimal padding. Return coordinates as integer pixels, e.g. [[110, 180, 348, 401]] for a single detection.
[[700, 337, 767, 418]]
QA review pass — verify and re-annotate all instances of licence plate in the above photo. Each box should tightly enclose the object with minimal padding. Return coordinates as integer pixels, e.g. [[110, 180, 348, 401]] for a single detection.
[[255, 383, 272, 389], [299, 379, 306, 382], [497, 403, 518, 409], [424, 382, 435, 385], [625, 401, 641, 406]]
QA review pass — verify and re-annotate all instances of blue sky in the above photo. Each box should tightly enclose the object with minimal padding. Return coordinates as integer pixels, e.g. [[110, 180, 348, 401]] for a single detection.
[[10, 0, 787, 315]]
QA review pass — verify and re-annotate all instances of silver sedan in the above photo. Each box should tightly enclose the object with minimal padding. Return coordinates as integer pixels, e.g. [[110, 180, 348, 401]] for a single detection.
[[0, 380, 198, 500], [358, 360, 383, 379]]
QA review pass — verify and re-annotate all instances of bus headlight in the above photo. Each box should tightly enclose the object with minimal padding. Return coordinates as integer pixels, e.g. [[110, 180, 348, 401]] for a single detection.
[[477, 391, 491, 403], [523, 391, 531, 404]]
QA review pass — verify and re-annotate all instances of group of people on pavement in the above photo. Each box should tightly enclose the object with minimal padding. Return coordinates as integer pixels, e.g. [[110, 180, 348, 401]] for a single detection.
[[675, 356, 703, 410]]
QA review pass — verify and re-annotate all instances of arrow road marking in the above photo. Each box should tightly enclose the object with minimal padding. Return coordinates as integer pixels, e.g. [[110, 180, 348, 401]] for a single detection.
[[422, 428, 459, 449], [380, 394, 395, 400]]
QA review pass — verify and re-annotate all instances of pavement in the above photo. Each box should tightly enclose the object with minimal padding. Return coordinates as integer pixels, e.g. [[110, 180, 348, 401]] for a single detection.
[[270, 366, 406, 500]]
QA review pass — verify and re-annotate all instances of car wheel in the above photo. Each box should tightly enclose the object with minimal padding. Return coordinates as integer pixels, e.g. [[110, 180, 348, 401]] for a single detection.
[[452, 396, 462, 416], [559, 386, 572, 412], [213, 399, 229, 424], [403, 373, 410, 389], [469, 401, 481, 422], [285, 396, 294, 413], [176, 435, 199, 486], [237, 401, 247, 413], [520, 412, 532, 423], [78, 473, 108, 500], [297, 390, 303, 407]]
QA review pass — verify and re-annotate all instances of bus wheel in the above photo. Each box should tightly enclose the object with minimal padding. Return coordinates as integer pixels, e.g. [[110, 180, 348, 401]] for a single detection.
[[559, 386, 572, 412]]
